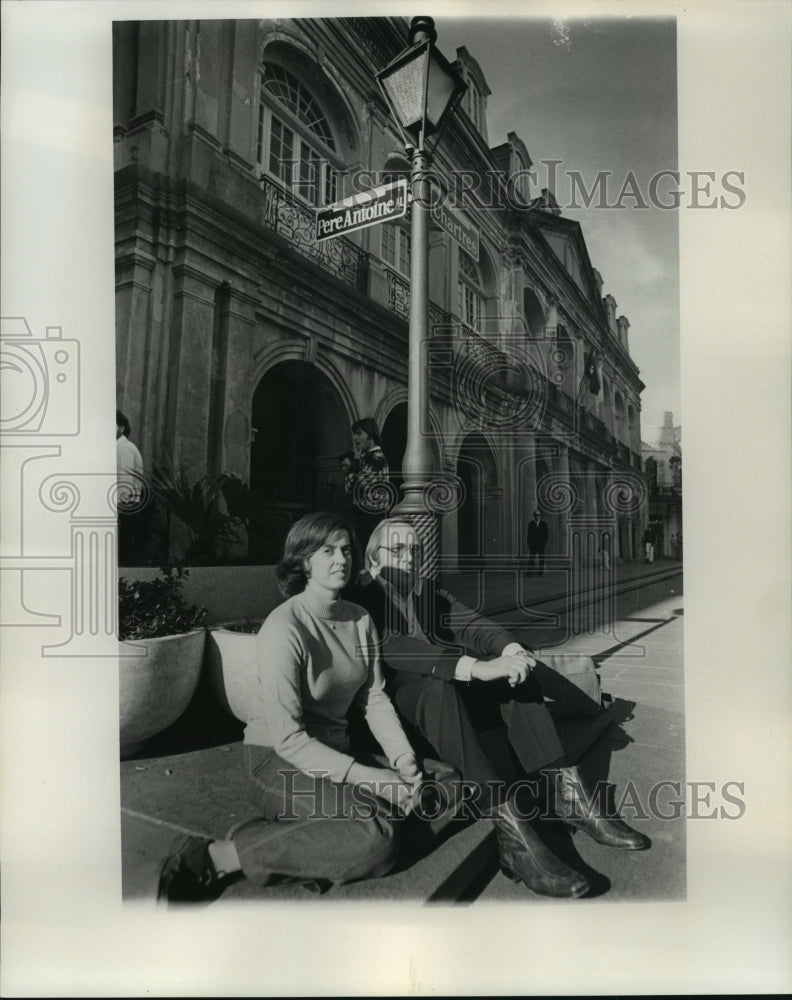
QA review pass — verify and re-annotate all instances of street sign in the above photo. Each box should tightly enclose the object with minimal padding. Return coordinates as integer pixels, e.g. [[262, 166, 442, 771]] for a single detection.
[[431, 200, 479, 262], [315, 178, 408, 241]]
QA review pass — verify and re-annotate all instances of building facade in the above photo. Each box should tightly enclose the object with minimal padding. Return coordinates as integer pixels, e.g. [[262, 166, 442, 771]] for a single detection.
[[113, 16, 646, 566], [642, 411, 683, 559]]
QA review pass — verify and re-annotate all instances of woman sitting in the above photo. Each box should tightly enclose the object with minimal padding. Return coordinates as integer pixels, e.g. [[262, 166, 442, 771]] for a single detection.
[[158, 512, 426, 905]]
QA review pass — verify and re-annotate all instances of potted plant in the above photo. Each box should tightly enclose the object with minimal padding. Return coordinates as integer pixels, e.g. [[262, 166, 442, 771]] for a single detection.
[[118, 567, 209, 758], [204, 618, 265, 724]]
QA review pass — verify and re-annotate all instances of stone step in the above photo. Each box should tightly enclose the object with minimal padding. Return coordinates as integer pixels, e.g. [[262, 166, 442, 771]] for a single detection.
[[122, 701, 633, 906]]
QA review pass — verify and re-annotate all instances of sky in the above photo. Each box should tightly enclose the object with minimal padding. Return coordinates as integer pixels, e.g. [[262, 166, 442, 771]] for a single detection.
[[435, 15, 680, 437]]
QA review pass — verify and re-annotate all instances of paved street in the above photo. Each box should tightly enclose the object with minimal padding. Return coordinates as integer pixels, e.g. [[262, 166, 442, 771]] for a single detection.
[[475, 582, 684, 902]]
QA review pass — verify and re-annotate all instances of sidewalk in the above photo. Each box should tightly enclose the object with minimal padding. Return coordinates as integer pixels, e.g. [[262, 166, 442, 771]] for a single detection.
[[121, 558, 684, 906]]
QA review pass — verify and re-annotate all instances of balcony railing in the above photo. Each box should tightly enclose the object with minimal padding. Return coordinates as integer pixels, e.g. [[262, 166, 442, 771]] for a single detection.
[[260, 176, 368, 293], [385, 268, 456, 334], [386, 268, 410, 319]]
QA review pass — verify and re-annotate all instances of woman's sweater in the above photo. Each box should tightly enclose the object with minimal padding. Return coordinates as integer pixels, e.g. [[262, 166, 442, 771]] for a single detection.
[[245, 587, 414, 783]]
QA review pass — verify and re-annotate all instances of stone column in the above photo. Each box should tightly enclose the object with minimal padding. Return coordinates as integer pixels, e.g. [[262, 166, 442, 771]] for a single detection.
[[167, 265, 216, 479], [518, 449, 537, 556], [553, 443, 570, 557], [219, 287, 257, 480]]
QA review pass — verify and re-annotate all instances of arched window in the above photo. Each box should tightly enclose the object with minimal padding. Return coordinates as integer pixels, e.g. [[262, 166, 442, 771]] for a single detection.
[[457, 250, 484, 332], [257, 62, 339, 206]]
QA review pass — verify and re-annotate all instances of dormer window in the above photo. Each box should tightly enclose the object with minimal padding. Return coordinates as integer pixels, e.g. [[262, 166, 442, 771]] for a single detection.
[[464, 78, 482, 132], [455, 47, 490, 141], [257, 62, 339, 206]]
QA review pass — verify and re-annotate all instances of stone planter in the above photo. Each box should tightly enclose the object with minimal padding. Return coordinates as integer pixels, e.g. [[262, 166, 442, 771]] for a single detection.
[[205, 622, 263, 724], [119, 628, 207, 758]]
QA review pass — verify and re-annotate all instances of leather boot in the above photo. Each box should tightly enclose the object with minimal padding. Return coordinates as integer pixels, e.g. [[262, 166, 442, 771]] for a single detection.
[[551, 766, 651, 851], [493, 798, 590, 899]]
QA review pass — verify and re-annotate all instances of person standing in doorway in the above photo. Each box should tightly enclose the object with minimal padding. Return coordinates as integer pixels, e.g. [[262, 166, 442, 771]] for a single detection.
[[344, 418, 391, 548], [526, 509, 549, 577]]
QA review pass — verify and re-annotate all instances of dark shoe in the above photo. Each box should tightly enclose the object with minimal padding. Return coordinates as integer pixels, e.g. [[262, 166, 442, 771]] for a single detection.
[[493, 800, 590, 899], [552, 768, 651, 851], [157, 834, 225, 905]]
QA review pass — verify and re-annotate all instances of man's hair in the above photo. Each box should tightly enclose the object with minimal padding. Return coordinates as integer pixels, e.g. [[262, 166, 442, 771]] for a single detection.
[[364, 517, 421, 571], [351, 417, 382, 446], [116, 410, 131, 438], [276, 511, 361, 597]]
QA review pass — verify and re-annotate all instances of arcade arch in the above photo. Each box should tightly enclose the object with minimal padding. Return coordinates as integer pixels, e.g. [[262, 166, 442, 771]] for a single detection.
[[249, 360, 350, 557]]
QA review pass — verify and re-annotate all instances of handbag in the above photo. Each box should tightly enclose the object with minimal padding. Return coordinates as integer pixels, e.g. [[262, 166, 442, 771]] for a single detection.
[[532, 652, 603, 719]]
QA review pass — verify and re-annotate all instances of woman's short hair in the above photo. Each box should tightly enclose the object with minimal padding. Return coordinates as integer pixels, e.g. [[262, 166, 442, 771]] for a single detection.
[[276, 511, 361, 597], [364, 517, 420, 571], [351, 417, 382, 447]]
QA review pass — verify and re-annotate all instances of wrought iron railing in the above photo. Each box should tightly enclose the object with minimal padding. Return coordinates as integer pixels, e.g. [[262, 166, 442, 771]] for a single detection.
[[385, 268, 456, 335], [386, 268, 410, 319], [260, 176, 368, 293]]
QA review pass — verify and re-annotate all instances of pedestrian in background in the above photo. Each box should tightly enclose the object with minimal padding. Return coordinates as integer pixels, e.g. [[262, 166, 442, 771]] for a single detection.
[[344, 417, 391, 548], [526, 509, 549, 577], [116, 409, 146, 565], [642, 525, 656, 564]]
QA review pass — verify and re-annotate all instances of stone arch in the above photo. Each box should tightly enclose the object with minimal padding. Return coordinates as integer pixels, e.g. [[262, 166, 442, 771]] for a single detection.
[[251, 342, 358, 430], [523, 286, 547, 338], [248, 359, 352, 558], [455, 431, 501, 557]]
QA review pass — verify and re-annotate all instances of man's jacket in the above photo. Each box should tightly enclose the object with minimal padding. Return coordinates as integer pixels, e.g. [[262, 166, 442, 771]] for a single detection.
[[527, 519, 549, 549], [346, 577, 517, 685]]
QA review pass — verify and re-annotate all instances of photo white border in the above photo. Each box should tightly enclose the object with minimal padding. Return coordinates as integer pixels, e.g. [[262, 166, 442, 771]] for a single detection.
[[1, 1, 790, 995]]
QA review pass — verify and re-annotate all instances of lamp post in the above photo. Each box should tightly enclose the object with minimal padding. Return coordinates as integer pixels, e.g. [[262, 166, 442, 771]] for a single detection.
[[376, 17, 466, 574]]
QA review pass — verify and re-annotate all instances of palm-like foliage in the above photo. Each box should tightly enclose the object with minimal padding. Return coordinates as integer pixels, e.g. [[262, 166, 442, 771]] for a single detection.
[[150, 464, 244, 565]]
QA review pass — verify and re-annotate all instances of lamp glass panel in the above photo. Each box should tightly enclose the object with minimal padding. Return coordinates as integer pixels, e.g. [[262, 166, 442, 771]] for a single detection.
[[380, 48, 429, 132], [425, 55, 460, 132]]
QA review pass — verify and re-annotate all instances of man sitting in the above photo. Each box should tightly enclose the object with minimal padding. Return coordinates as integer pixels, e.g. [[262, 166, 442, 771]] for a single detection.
[[346, 517, 650, 900]]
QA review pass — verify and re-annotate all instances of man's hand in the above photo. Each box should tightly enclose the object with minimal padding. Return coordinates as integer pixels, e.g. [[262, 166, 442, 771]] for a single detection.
[[471, 653, 535, 687]]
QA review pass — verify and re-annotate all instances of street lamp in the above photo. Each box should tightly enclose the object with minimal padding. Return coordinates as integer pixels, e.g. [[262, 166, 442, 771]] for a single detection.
[[376, 17, 466, 572]]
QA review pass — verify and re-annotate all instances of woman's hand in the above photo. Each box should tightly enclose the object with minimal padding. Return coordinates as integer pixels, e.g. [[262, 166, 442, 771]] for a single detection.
[[471, 652, 535, 687], [348, 763, 413, 813], [394, 753, 425, 814], [395, 753, 423, 786]]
